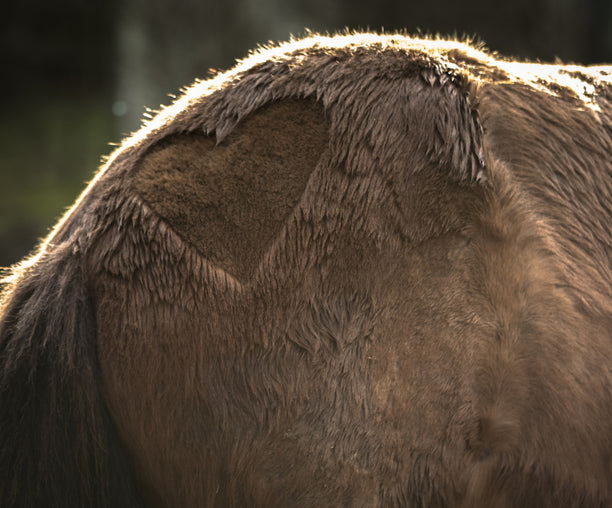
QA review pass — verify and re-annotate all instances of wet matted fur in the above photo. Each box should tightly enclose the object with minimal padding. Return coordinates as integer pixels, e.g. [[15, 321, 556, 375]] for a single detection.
[[1, 33, 611, 507]]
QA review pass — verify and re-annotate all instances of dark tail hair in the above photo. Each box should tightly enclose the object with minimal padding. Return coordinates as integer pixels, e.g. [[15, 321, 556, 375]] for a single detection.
[[0, 246, 143, 507]]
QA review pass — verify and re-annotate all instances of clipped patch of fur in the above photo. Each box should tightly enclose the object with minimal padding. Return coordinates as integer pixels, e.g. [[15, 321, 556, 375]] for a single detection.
[[132, 99, 329, 281]]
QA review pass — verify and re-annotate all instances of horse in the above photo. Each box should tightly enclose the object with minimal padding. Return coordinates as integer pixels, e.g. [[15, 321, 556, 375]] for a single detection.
[[1, 33, 611, 507]]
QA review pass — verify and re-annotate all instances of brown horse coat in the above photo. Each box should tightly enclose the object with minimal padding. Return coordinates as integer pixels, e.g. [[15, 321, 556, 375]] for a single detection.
[[1, 34, 611, 507]]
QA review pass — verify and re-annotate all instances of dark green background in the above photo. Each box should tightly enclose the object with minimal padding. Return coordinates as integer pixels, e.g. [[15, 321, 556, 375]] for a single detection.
[[2, 0, 611, 267]]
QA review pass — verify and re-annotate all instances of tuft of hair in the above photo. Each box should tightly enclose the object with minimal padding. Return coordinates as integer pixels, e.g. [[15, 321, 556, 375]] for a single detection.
[[0, 244, 143, 507]]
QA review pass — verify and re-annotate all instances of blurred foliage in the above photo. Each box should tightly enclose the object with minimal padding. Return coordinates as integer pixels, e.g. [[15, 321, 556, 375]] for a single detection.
[[0, 96, 116, 265], [1, 1, 117, 266], [1, 0, 611, 267]]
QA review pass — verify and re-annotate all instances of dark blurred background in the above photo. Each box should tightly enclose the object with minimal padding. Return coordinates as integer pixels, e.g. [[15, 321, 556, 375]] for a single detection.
[[2, 0, 611, 267]]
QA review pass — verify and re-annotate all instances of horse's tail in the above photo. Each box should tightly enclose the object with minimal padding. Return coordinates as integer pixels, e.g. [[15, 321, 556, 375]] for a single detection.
[[0, 244, 143, 507]]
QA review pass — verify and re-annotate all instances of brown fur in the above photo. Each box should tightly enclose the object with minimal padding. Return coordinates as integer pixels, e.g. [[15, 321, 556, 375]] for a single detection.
[[1, 33, 611, 507]]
